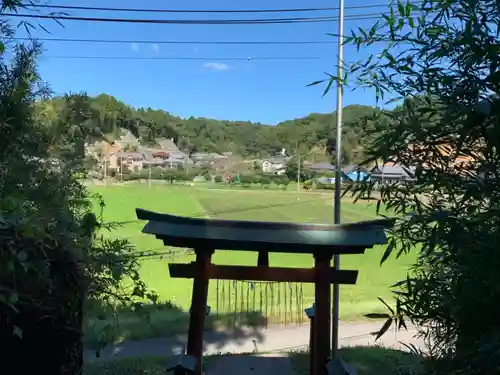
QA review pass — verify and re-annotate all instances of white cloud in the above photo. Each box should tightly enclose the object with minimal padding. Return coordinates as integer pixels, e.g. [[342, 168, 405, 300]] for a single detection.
[[152, 43, 160, 53], [130, 43, 139, 52], [203, 62, 231, 71]]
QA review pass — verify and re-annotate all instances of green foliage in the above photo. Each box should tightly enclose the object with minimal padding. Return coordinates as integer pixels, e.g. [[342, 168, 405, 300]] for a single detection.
[[0, 27, 157, 373], [284, 157, 316, 182], [38, 93, 385, 161], [322, 0, 500, 374], [258, 174, 271, 186], [0, 39, 91, 375], [84, 357, 168, 375], [290, 347, 424, 375], [238, 174, 254, 184], [124, 168, 194, 183], [232, 173, 289, 188], [272, 175, 290, 188], [302, 180, 314, 190], [64, 198, 151, 344]]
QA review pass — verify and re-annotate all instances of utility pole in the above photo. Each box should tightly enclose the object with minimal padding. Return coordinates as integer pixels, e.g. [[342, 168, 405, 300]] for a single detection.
[[120, 155, 123, 183], [103, 154, 108, 185], [297, 154, 301, 192], [296, 140, 301, 192], [332, 0, 345, 357], [148, 164, 152, 189]]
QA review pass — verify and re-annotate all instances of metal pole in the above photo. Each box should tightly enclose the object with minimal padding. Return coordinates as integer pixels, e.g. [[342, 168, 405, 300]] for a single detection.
[[103, 154, 107, 185], [120, 155, 123, 182], [297, 154, 301, 192], [148, 163, 152, 189], [332, 0, 345, 356]]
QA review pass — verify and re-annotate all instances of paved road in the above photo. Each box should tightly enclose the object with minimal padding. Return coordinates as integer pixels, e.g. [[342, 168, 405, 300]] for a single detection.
[[85, 321, 422, 362]]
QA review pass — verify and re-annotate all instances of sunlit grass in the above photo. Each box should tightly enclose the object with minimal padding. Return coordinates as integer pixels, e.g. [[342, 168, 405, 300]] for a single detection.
[[86, 184, 415, 343]]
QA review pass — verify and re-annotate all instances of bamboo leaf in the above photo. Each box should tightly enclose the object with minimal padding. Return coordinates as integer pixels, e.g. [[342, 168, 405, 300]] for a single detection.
[[405, 1, 411, 17], [322, 76, 337, 97], [398, 316, 408, 331], [378, 297, 395, 315], [373, 318, 393, 340], [306, 79, 327, 87], [398, 1, 405, 17], [380, 238, 396, 265], [364, 313, 391, 319]]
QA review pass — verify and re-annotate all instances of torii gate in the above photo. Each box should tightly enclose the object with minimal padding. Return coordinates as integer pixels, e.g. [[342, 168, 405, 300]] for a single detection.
[[136, 208, 389, 375]]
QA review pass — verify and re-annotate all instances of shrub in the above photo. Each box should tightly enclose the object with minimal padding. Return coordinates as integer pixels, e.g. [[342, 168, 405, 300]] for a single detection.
[[239, 174, 254, 184], [271, 176, 289, 187], [185, 171, 198, 181], [302, 180, 314, 190], [315, 182, 335, 190], [150, 168, 165, 180]]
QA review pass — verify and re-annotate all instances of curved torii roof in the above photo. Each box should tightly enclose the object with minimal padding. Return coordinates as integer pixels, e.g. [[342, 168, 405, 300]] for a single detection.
[[136, 208, 392, 254]]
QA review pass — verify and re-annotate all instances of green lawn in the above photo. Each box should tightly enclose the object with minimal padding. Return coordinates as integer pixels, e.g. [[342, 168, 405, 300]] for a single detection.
[[289, 346, 423, 375], [83, 347, 424, 375], [86, 184, 415, 345]]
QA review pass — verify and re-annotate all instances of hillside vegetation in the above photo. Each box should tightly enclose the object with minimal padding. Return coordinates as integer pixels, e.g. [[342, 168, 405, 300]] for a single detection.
[[37, 93, 389, 163]]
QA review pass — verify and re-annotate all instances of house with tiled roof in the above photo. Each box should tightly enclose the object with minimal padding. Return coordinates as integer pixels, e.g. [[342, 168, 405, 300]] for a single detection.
[[405, 141, 485, 182], [310, 162, 336, 171], [108, 152, 146, 173], [261, 155, 289, 175], [156, 137, 180, 152], [408, 142, 478, 170], [369, 162, 415, 183], [115, 130, 139, 149], [138, 137, 193, 167], [191, 152, 231, 167]]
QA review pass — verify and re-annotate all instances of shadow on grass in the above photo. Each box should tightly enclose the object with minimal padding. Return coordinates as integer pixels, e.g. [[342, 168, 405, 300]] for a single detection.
[[84, 356, 168, 375], [84, 301, 268, 362], [84, 353, 295, 375], [84, 353, 292, 375], [84, 346, 425, 375], [289, 346, 424, 375]]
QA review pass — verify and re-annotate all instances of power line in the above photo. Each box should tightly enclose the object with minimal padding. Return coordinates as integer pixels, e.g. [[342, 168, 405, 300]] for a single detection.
[[135, 247, 193, 259], [102, 194, 376, 261], [26, 3, 391, 14], [3, 12, 384, 25], [42, 55, 323, 61], [11, 36, 338, 45], [104, 194, 338, 227]]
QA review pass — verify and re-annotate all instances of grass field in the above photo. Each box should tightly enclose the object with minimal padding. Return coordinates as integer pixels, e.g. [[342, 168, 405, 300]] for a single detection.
[[289, 346, 423, 375], [83, 347, 423, 375], [86, 184, 416, 346]]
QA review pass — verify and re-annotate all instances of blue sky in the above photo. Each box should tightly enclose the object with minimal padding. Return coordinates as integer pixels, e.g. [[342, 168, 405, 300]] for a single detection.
[[17, 0, 389, 124]]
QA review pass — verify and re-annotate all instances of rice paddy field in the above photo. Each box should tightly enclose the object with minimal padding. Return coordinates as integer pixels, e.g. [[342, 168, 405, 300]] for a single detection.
[[86, 184, 416, 345]]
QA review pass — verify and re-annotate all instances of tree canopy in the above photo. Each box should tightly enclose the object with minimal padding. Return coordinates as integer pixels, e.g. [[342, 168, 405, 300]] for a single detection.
[[37, 94, 387, 163]]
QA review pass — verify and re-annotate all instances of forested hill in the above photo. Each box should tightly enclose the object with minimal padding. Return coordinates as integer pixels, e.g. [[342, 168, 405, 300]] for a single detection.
[[36, 93, 385, 162]]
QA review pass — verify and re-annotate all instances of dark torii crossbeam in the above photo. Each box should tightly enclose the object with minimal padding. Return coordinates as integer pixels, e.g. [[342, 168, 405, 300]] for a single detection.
[[136, 208, 390, 375]]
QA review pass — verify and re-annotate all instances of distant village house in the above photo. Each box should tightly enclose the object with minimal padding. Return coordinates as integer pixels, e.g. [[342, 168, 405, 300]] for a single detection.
[[369, 162, 414, 184], [261, 156, 288, 175]]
